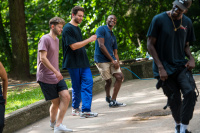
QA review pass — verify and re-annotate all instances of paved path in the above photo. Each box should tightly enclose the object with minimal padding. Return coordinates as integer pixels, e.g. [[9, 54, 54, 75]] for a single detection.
[[16, 76, 200, 133]]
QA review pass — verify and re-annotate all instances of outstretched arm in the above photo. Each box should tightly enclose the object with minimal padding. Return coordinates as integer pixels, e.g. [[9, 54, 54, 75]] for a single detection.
[[70, 35, 97, 50], [147, 36, 168, 81], [0, 62, 8, 105]]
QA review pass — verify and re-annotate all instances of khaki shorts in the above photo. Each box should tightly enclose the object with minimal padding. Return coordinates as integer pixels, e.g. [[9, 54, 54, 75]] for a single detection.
[[95, 62, 122, 80]]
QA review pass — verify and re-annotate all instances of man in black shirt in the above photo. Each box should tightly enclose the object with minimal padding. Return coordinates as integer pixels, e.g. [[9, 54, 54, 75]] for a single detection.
[[62, 6, 98, 118], [147, 0, 197, 133]]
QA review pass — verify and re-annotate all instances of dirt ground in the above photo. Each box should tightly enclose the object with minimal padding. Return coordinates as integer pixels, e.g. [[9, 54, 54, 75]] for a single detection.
[[3, 75, 39, 92], [1, 69, 72, 91]]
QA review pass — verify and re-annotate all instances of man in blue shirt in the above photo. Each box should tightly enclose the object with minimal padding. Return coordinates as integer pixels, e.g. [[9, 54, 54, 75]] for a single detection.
[[147, 0, 197, 133], [94, 15, 126, 108]]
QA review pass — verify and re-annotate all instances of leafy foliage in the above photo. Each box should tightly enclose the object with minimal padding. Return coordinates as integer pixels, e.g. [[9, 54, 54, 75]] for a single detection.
[[186, 0, 200, 73], [0, 0, 11, 71], [0, 0, 200, 75]]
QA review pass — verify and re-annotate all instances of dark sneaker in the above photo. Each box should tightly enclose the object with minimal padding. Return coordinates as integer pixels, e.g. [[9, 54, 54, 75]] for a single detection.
[[185, 129, 191, 133], [106, 96, 112, 103], [109, 100, 126, 108], [175, 125, 180, 133]]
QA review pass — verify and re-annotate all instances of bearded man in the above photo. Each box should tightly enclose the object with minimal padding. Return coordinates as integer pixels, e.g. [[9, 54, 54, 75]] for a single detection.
[[62, 6, 98, 118], [37, 17, 73, 133]]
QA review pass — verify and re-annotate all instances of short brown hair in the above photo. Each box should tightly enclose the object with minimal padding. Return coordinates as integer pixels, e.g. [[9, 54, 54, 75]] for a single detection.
[[49, 17, 65, 29], [71, 6, 85, 16]]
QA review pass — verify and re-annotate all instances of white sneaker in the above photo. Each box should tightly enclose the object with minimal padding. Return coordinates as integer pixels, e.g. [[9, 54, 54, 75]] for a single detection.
[[54, 124, 73, 133], [80, 112, 98, 118], [50, 120, 56, 129], [72, 108, 81, 116]]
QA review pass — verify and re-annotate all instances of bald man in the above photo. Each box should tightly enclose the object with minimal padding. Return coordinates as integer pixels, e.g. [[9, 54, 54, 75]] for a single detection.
[[94, 15, 126, 108]]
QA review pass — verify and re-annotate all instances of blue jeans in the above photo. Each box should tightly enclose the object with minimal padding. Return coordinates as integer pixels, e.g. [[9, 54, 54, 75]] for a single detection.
[[67, 67, 93, 112]]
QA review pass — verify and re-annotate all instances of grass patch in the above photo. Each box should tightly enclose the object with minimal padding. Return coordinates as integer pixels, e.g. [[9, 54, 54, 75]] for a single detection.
[[6, 87, 44, 114], [6, 79, 72, 114], [65, 80, 72, 88]]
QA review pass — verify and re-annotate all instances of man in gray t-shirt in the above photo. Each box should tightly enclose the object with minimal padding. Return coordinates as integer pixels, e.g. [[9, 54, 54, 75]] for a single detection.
[[36, 17, 72, 132]]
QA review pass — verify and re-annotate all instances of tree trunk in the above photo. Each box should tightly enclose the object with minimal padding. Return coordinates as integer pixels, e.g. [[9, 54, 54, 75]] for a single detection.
[[9, 0, 30, 79], [0, 7, 13, 70]]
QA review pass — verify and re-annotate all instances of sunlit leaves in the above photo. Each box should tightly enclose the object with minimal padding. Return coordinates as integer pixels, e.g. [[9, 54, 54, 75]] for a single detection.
[[1, 0, 200, 74]]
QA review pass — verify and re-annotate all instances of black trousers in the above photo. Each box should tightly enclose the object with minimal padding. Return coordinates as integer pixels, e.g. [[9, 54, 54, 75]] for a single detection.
[[158, 67, 197, 125], [0, 85, 5, 133], [0, 103, 4, 133]]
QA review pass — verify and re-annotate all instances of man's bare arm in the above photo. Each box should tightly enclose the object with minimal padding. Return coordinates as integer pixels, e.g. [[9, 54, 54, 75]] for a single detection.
[[40, 51, 63, 80], [184, 42, 195, 70], [0, 62, 8, 105], [147, 36, 168, 81], [98, 38, 119, 69]]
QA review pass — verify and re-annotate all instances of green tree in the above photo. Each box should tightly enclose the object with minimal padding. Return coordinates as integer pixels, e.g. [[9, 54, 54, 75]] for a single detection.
[[0, 0, 12, 71], [1, 0, 200, 77], [9, 0, 30, 79], [187, 0, 200, 73]]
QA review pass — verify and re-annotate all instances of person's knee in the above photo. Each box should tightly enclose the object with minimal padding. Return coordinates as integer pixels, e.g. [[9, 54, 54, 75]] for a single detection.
[[184, 90, 197, 104], [88, 78, 93, 86], [51, 98, 60, 108], [168, 93, 182, 109], [84, 77, 93, 87], [115, 74, 123, 81], [169, 97, 181, 108], [64, 92, 71, 102], [60, 90, 71, 102], [106, 79, 112, 85]]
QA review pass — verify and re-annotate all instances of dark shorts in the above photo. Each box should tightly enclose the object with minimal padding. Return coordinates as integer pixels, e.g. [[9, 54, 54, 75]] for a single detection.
[[38, 79, 68, 101]]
